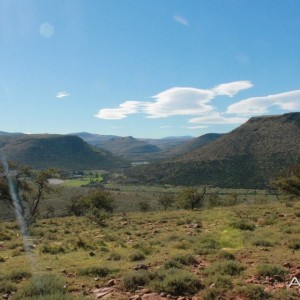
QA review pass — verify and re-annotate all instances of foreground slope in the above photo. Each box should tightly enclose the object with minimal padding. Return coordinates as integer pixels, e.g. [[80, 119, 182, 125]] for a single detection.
[[129, 113, 300, 188], [0, 134, 127, 170]]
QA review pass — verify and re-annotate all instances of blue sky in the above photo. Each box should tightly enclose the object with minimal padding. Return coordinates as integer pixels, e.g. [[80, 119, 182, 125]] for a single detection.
[[1, 0, 300, 138]]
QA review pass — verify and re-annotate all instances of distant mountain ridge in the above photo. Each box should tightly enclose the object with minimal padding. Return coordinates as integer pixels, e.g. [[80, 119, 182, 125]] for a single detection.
[[0, 134, 127, 170], [128, 113, 300, 188]]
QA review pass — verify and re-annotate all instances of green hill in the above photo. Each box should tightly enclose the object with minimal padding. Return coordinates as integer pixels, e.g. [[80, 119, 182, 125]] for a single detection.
[[128, 113, 300, 188], [95, 136, 161, 157], [0, 134, 128, 170]]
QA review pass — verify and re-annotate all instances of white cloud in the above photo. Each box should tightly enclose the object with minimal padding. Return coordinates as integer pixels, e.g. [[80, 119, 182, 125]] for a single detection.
[[181, 125, 208, 130], [94, 101, 148, 120], [95, 81, 254, 121], [145, 87, 214, 118], [173, 15, 188, 26], [189, 113, 248, 124], [56, 91, 70, 98], [213, 81, 253, 97], [227, 90, 300, 115]]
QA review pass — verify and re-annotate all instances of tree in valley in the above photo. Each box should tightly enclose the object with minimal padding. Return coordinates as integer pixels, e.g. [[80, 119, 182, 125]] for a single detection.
[[272, 164, 300, 197], [0, 160, 58, 224], [69, 189, 115, 225], [157, 193, 175, 210], [178, 187, 207, 210]]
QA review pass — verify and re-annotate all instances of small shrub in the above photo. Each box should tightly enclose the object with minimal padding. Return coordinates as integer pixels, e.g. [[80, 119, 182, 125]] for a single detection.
[[164, 254, 197, 269], [218, 251, 235, 260], [121, 270, 150, 290], [0, 256, 5, 263], [231, 220, 255, 231], [257, 264, 287, 277], [237, 285, 270, 300], [203, 288, 223, 300], [7, 269, 32, 282], [272, 288, 299, 299], [78, 266, 111, 277], [107, 252, 122, 261], [151, 269, 202, 296], [195, 236, 220, 254], [208, 261, 245, 276], [0, 231, 11, 241], [288, 239, 300, 250], [295, 211, 300, 217], [138, 200, 151, 212], [252, 239, 274, 247], [129, 251, 145, 261], [41, 244, 66, 254], [14, 274, 65, 299], [0, 280, 17, 293]]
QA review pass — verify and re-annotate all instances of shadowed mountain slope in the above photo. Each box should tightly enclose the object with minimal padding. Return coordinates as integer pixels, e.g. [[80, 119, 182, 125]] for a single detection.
[[0, 134, 127, 170], [128, 113, 300, 188]]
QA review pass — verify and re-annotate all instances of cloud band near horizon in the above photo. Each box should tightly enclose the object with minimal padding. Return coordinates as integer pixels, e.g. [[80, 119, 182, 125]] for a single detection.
[[94, 81, 300, 126]]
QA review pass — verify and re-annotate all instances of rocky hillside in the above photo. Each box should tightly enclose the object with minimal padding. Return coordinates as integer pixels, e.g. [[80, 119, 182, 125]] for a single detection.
[[128, 113, 300, 188]]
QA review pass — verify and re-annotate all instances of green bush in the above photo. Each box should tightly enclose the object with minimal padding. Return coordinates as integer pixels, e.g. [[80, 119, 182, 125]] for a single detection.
[[237, 285, 270, 300], [6, 269, 32, 282], [151, 269, 202, 296], [41, 244, 66, 254], [164, 254, 197, 269], [78, 266, 111, 277], [218, 251, 235, 260], [14, 274, 65, 299], [252, 239, 274, 247], [208, 261, 245, 276], [288, 239, 300, 250], [0, 231, 11, 241], [257, 264, 287, 277], [231, 220, 255, 231], [195, 236, 220, 254], [107, 252, 122, 261], [207, 275, 233, 290], [129, 251, 145, 261], [203, 288, 223, 300], [121, 270, 150, 290], [0, 280, 17, 293]]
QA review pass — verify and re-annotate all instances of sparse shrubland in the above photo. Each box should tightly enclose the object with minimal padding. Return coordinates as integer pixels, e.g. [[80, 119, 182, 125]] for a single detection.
[[0, 180, 299, 299]]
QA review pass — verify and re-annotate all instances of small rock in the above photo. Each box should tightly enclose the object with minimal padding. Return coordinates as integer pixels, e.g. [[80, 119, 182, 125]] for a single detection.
[[142, 293, 159, 300], [273, 274, 284, 282], [2, 294, 9, 300], [107, 279, 116, 287], [130, 296, 142, 300], [177, 297, 186, 300], [133, 264, 149, 271], [46, 267, 52, 271], [283, 262, 292, 268]]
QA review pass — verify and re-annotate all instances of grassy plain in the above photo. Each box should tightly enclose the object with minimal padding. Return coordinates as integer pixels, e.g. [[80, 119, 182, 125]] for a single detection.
[[1, 196, 300, 299]]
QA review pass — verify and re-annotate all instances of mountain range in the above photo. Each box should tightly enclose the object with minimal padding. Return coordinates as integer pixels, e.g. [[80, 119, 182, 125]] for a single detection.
[[127, 112, 300, 188], [1, 112, 299, 188]]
